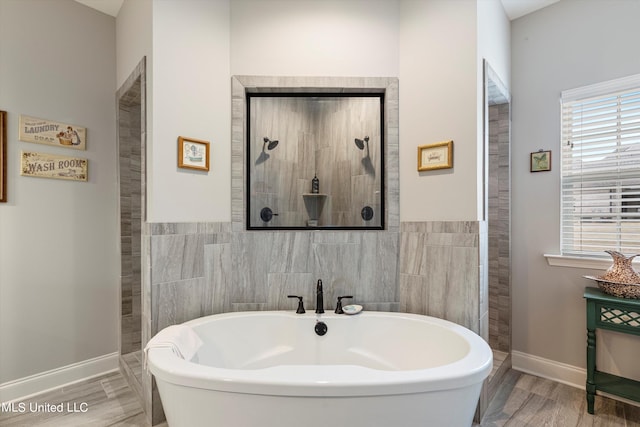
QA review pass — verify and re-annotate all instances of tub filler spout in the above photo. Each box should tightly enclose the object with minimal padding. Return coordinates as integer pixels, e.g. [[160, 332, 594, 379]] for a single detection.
[[315, 279, 324, 314]]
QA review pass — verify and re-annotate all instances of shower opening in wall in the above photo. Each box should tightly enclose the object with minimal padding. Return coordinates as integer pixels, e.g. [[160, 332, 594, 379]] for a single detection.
[[117, 58, 146, 409], [246, 92, 385, 230], [483, 60, 511, 408]]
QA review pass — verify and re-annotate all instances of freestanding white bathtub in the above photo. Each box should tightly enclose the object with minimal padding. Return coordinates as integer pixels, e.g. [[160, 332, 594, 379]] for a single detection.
[[147, 311, 492, 427]]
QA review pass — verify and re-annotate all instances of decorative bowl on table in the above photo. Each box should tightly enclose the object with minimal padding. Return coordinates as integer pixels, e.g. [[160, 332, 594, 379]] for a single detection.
[[584, 276, 640, 299], [584, 250, 640, 299]]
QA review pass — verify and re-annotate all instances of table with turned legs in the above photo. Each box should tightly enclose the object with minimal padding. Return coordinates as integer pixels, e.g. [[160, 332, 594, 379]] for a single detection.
[[584, 287, 640, 414]]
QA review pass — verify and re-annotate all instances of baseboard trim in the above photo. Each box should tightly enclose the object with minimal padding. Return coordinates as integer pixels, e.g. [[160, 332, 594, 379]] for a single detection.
[[0, 352, 119, 403], [512, 350, 640, 408], [512, 350, 585, 389]]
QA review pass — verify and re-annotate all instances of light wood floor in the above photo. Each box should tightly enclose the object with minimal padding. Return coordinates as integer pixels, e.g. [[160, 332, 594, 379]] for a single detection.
[[477, 369, 640, 426], [2, 368, 639, 426]]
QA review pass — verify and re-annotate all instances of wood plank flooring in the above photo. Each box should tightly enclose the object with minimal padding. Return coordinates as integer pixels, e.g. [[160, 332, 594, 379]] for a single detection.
[[478, 369, 640, 426], [0, 371, 152, 427], [2, 368, 638, 426]]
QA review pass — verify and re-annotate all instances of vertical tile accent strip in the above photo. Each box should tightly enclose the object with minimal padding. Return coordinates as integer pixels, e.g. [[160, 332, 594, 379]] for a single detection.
[[116, 56, 147, 421]]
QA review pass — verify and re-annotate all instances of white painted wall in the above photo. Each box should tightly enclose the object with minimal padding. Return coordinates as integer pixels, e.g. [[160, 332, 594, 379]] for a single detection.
[[0, 0, 117, 384], [230, 0, 399, 77], [511, 0, 640, 379], [116, 0, 151, 89], [147, 0, 501, 223], [149, 0, 230, 222], [477, 0, 510, 220], [399, 0, 480, 221], [477, 0, 510, 91]]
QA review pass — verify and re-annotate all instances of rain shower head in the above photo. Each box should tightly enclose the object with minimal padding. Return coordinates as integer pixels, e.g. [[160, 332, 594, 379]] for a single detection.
[[354, 136, 370, 150], [263, 137, 279, 150]]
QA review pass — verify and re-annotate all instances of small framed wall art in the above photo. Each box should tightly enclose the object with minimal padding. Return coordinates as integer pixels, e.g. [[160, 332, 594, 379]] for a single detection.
[[418, 140, 453, 171], [1, 110, 6, 202], [530, 149, 551, 172], [178, 136, 210, 172]]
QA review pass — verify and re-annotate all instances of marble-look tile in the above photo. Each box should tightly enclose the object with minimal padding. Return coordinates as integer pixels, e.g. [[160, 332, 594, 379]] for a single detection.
[[267, 232, 313, 273], [399, 273, 425, 314], [203, 240, 231, 315], [399, 231, 425, 275], [150, 234, 204, 284], [151, 278, 206, 334], [266, 272, 315, 311]]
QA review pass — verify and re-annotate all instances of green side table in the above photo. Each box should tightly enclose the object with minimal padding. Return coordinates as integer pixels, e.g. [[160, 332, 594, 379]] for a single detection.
[[584, 287, 640, 414]]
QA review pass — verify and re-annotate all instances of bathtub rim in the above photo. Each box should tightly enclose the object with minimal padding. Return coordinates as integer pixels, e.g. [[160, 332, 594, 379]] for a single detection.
[[147, 311, 492, 397]]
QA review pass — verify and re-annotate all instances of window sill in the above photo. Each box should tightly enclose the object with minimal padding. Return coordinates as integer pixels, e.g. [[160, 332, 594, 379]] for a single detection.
[[544, 254, 640, 270]]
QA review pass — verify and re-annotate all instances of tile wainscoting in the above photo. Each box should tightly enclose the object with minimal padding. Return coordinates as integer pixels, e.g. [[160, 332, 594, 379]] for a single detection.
[[141, 220, 487, 424]]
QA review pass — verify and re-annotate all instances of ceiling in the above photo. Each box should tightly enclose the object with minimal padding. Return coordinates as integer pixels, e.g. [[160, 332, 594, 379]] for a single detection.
[[74, 0, 123, 17], [74, 0, 560, 21], [500, 0, 560, 20]]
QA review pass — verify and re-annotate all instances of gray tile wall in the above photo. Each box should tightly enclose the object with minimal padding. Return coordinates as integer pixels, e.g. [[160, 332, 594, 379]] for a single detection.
[[488, 103, 511, 352], [144, 220, 484, 336], [399, 221, 482, 333], [118, 78, 143, 356], [116, 58, 151, 424], [147, 224, 399, 334]]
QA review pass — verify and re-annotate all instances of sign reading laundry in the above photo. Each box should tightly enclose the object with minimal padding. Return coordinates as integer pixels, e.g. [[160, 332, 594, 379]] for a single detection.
[[21, 151, 87, 181], [19, 115, 86, 150]]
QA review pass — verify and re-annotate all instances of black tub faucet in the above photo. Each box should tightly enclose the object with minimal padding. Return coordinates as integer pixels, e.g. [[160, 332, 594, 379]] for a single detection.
[[316, 279, 324, 314], [287, 295, 305, 314]]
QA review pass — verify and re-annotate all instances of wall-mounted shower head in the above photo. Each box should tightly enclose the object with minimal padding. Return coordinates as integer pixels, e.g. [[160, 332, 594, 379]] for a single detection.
[[354, 136, 369, 150], [263, 137, 279, 150]]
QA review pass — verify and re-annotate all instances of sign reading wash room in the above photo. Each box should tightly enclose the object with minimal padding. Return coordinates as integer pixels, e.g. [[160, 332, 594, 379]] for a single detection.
[[21, 151, 87, 182]]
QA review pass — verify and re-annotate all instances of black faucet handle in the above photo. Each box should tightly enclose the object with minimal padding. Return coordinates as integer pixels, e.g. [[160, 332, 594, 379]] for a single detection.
[[335, 295, 353, 314], [287, 295, 306, 314]]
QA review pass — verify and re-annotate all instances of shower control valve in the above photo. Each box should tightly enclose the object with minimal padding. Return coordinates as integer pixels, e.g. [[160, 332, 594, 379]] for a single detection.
[[335, 296, 353, 314], [287, 295, 306, 314]]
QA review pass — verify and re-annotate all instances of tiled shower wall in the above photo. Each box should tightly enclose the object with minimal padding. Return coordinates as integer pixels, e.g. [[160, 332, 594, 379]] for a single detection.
[[118, 78, 143, 356], [249, 96, 382, 227], [488, 102, 510, 352]]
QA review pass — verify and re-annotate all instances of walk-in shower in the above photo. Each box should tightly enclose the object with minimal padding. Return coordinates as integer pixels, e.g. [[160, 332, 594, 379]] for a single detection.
[[246, 93, 384, 229]]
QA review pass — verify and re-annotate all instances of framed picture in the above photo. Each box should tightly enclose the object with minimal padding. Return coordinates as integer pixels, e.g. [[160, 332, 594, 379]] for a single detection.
[[418, 140, 453, 171], [530, 150, 551, 172], [178, 136, 210, 171], [1, 110, 6, 202]]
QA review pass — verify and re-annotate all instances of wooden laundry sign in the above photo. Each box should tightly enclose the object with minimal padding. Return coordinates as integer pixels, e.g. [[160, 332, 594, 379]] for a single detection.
[[19, 115, 86, 150], [21, 151, 87, 182]]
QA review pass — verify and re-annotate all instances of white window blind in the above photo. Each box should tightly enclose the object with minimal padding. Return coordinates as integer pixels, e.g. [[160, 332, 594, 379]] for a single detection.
[[561, 74, 640, 257]]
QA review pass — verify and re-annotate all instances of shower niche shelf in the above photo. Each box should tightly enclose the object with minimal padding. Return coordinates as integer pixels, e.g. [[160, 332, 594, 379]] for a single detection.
[[302, 193, 327, 227]]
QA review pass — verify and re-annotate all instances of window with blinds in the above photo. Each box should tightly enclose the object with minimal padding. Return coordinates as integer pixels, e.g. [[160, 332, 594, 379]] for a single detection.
[[561, 74, 640, 257]]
